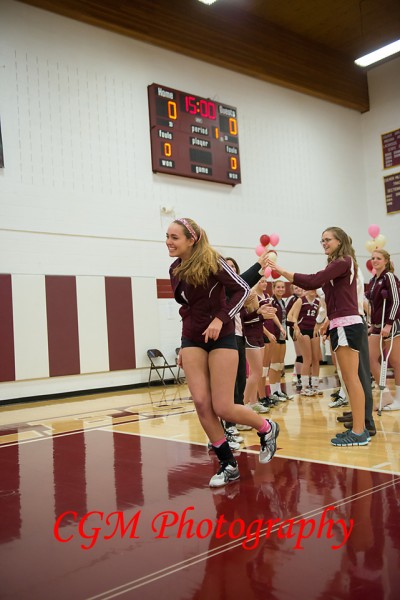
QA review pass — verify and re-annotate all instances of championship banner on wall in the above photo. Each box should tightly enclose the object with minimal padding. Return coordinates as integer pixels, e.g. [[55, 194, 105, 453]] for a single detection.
[[384, 172, 400, 214]]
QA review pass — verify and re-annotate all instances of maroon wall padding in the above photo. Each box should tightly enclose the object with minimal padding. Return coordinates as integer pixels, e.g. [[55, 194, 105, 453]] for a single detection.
[[53, 433, 87, 523], [0, 274, 16, 382], [0, 444, 21, 542], [105, 277, 136, 371], [45, 276, 81, 377], [156, 279, 174, 299]]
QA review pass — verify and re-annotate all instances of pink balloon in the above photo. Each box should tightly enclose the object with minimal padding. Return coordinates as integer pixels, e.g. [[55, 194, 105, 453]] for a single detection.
[[368, 224, 380, 239], [264, 267, 272, 278], [255, 244, 265, 256], [269, 233, 280, 247]]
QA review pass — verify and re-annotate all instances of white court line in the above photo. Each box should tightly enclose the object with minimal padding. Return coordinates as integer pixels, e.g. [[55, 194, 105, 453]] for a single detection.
[[97, 426, 400, 476], [85, 478, 399, 600]]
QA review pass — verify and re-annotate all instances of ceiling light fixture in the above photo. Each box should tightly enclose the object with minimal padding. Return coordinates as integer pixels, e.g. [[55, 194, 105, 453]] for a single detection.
[[197, 0, 219, 5], [355, 39, 400, 67]]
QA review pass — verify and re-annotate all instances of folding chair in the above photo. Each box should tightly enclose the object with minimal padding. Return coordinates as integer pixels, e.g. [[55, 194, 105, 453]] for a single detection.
[[147, 349, 178, 386], [175, 347, 185, 384]]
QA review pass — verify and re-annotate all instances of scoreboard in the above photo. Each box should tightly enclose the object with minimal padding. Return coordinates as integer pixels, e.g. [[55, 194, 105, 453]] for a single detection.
[[147, 83, 241, 185]]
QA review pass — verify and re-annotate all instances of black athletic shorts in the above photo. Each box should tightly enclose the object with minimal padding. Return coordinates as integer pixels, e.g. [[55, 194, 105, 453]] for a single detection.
[[330, 323, 364, 352], [181, 333, 237, 353]]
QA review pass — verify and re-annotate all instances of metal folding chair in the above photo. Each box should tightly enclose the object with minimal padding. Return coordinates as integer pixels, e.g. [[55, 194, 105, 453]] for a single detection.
[[175, 347, 185, 384], [147, 349, 178, 386]]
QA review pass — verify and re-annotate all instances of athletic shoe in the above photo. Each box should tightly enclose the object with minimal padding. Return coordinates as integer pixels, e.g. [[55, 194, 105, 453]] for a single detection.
[[328, 396, 348, 408], [382, 402, 400, 411], [249, 402, 269, 414], [258, 419, 280, 463], [337, 413, 353, 423], [236, 423, 252, 431], [225, 432, 242, 450], [225, 426, 239, 436], [336, 428, 371, 442], [343, 421, 377, 436], [300, 388, 315, 397], [312, 388, 323, 395], [225, 427, 244, 443], [330, 390, 341, 398], [270, 391, 288, 402], [209, 461, 240, 487], [269, 392, 285, 403], [264, 396, 279, 407], [276, 390, 294, 400], [331, 430, 369, 447]]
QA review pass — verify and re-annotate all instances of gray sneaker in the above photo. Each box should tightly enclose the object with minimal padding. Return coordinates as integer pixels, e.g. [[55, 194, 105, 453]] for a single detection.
[[258, 420, 280, 463], [209, 462, 240, 487], [331, 430, 369, 446], [336, 428, 371, 442], [328, 396, 349, 408]]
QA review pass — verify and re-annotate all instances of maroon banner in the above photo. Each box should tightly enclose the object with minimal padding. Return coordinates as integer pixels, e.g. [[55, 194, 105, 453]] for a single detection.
[[105, 277, 136, 371], [0, 274, 15, 382], [382, 128, 400, 169], [46, 276, 80, 377], [384, 172, 400, 214]]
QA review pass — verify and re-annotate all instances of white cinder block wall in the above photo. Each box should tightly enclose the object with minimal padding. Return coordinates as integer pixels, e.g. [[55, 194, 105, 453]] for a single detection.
[[0, 0, 399, 400]]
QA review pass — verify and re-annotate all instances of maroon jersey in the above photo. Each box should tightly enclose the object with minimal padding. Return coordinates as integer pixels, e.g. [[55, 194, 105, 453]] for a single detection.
[[293, 256, 358, 321], [298, 296, 320, 330], [366, 269, 400, 326], [242, 294, 269, 342], [170, 257, 249, 343], [285, 294, 299, 327], [270, 295, 286, 340]]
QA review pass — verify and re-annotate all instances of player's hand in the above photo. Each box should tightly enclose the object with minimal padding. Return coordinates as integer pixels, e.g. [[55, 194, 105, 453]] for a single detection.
[[203, 318, 223, 343]]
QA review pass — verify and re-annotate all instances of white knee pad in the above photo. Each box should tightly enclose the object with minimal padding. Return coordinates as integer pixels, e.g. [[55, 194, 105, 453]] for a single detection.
[[270, 363, 281, 372], [279, 363, 285, 372], [262, 367, 269, 377]]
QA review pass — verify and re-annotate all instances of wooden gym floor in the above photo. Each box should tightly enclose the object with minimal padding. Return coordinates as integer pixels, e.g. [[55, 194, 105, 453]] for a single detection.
[[0, 366, 399, 599]]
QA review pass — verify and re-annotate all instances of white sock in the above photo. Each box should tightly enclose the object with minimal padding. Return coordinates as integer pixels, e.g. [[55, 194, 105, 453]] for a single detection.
[[301, 375, 309, 389], [270, 383, 280, 394], [339, 387, 346, 398], [311, 376, 319, 388], [396, 385, 400, 402]]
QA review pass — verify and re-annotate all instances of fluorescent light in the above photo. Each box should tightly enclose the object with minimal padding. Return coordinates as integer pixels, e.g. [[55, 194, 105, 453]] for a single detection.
[[198, 0, 218, 5], [355, 39, 400, 67]]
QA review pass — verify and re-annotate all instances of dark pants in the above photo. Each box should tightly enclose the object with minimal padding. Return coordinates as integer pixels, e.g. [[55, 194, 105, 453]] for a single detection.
[[359, 320, 374, 425], [225, 335, 246, 428]]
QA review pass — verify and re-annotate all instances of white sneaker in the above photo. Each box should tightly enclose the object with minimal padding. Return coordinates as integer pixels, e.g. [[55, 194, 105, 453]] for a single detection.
[[225, 427, 244, 443], [236, 423, 252, 431], [209, 462, 240, 487], [225, 432, 241, 450], [328, 396, 349, 408], [225, 426, 239, 435], [259, 420, 280, 464], [301, 388, 315, 397], [249, 402, 269, 414]]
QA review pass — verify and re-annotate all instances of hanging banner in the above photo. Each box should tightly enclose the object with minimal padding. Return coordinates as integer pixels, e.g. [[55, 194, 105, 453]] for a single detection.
[[382, 128, 400, 169], [384, 172, 400, 214]]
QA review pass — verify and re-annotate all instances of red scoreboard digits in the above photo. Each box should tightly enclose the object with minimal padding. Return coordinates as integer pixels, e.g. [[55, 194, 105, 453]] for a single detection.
[[147, 83, 241, 185]]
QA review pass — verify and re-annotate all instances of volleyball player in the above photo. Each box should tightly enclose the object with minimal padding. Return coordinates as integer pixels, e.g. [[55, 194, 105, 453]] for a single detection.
[[288, 289, 322, 395], [168, 218, 279, 486], [268, 280, 294, 402], [266, 226, 369, 446], [366, 249, 400, 410]]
